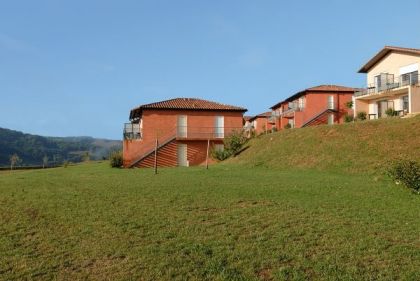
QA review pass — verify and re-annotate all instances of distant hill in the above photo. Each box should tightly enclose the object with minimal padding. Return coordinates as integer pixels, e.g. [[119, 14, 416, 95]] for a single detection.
[[0, 128, 121, 167], [229, 115, 420, 173]]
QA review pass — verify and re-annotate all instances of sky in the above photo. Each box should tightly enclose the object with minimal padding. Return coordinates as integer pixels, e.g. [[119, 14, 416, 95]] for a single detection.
[[1, 0, 419, 139]]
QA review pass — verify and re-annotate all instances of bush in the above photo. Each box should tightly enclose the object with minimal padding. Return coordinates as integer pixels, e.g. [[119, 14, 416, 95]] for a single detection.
[[385, 108, 398, 117], [345, 101, 353, 109], [224, 130, 247, 155], [388, 160, 420, 193], [211, 148, 231, 161], [110, 150, 123, 168], [357, 111, 367, 121], [63, 160, 69, 168], [211, 130, 247, 161], [284, 123, 292, 129], [344, 114, 354, 123], [272, 127, 278, 133]]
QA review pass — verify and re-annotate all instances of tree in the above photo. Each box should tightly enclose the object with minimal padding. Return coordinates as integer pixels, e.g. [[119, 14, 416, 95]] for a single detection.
[[10, 154, 21, 170], [82, 151, 90, 162], [42, 155, 49, 168]]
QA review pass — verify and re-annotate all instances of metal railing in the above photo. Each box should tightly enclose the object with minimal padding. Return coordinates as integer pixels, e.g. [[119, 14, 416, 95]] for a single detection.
[[355, 73, 419, 97], [176, 126, 243, 139], [123, 123, 141, 140], [280, 106, 304, 116]]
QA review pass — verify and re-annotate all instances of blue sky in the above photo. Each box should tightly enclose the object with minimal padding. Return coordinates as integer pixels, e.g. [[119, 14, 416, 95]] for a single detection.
[[1, 0, 419, 139]]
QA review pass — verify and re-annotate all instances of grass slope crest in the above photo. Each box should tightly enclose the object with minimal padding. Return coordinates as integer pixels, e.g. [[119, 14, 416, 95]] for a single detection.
[[230, 116, 420, 174]]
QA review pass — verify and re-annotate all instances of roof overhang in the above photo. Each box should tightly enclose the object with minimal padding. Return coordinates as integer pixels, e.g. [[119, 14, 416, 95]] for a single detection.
[[129, 107, 248, 121], [358, 46, 420, 73]]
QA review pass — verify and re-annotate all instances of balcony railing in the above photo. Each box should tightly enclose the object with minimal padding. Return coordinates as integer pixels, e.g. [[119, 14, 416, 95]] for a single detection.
[[176, 126, 243, 139], [355, 73, 419, 97], [281, 106, 304, 117], [123, 123, 141, 140]]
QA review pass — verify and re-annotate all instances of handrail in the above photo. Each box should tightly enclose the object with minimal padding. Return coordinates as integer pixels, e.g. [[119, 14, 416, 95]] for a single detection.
[[128, 129, 177, 167], [355, 73, 419, 97], [123, 123, 141, 140], [175, 126, 243, 139], [301, 107, 337, 128]]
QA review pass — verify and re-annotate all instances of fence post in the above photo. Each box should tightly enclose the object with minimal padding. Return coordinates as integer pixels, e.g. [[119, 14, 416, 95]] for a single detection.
[[206, 139, 210, 170], [154, 136, 158, 175]]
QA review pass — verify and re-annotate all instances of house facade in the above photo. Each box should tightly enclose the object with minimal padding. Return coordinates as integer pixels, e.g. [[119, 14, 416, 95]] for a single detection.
[[123, 98, 247, 168], [248, 112, 276, 134], [354, 46, 420, 119], [270, 85, 356, 129]]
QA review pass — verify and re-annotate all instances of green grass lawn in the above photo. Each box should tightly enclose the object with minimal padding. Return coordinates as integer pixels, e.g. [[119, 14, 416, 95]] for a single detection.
[[1, 162, 419, 280]]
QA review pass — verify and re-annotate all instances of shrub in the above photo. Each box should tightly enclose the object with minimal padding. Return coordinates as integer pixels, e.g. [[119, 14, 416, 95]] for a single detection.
[[345, 101, 353, 109], [272, 127, 278, 133], [211, 148, 231, 161], [63, 160, 69, 168], [284, 123, 292, 129], [385, 108, 398, 117], [388, 160, 420, 193], [357, 111, 367, 121], [110, 150, 123, 168], [211, 130, 247, 161], [224, 130, 247, 156], [344, 114, 354, 123]]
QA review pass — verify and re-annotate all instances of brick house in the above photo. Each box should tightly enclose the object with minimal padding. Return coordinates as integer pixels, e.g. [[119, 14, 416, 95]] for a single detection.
[[270, 85, 357, 129], [123, 98, 247, 168], [248, 112, 276, 134], [354, 46, 420, 119]]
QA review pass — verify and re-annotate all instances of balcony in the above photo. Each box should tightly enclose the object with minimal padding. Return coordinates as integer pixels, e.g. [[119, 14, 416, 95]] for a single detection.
[[176, 126, 243, 140], [281, 106, 303, 117], [355, 73, 419, 98], [123, 123, 141, 140]]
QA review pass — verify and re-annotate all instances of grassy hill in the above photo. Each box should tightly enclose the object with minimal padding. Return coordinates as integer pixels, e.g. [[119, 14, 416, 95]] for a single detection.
[[0, 163, 419, 280], [0, 128, 121, 167], [1, 118, 419, 280], [230, 116, 420, 173]]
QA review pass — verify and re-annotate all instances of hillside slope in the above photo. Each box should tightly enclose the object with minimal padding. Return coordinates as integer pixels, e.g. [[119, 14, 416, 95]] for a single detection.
[[230, 116, 420, 173], [0, 128, 121, 166]]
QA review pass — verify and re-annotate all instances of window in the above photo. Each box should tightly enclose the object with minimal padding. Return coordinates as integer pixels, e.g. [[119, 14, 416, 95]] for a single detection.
[[298, 97, 305, 109], [327, 96, 335, 110], [215, 116, 224, 138], [177, 115, 187, 138]]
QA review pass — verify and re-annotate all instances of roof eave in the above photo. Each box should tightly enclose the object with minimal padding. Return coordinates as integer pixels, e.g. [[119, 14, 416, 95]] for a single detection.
[[129, 106, 247, 121]]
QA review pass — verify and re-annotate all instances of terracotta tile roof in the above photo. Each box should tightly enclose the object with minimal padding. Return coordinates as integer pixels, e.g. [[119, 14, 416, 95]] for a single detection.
[[243, 115, 253, 121], [270, 85, 358, 109], [306, 85, 358, 92], [358, 46, 420, 73], [249, 111, 272, 121], [130, 98, 247, 120]]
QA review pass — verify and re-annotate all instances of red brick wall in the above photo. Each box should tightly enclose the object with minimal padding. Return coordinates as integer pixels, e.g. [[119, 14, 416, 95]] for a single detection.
[[252, 116, 275, 134], [124, 109, 244, 167], [272, 91, 353, 129], [134, 140, 223, 168]]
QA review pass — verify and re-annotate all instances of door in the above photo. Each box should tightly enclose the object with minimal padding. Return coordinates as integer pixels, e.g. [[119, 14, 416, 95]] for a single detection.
[[377, 100, 393, 118], [328, 113, 334, 125], [177, 143, 188, 166], [215, 116, 224, 138], [402, 96, 409, 113], [177, 115, 187, 138]]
